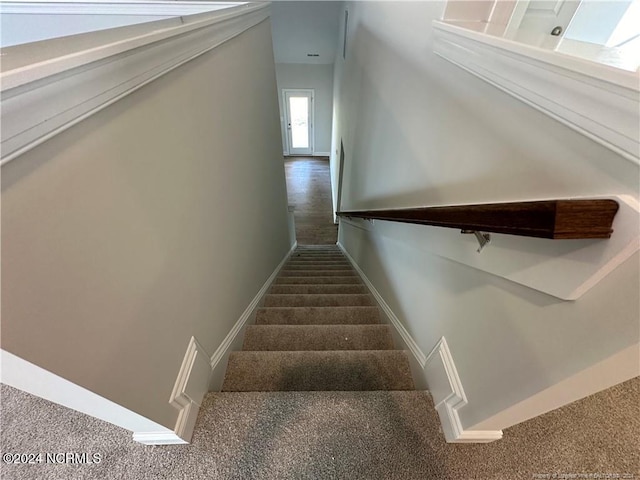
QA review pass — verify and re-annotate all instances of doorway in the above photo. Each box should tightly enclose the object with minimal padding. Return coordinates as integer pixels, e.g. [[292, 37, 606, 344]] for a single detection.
[[283, 89, 314, 155]]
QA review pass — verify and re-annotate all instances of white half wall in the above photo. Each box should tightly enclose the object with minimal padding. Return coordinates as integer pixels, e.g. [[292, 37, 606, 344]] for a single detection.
[[1, 17, 292, 432], [0, 350, 172, 435], [276, 63, 334, 155], [333, 1, 639, 435]]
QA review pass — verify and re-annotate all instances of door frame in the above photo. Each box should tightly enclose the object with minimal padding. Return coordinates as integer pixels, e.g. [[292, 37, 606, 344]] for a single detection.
[[283, 88, 314, 156]]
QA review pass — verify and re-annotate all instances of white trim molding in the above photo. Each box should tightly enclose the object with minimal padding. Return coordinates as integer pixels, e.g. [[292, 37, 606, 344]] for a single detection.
[[336, 244, 501, 442], [424, 338, 503, 443], [0, 1, 246, 16], [0, 2, 269, 165], [0, 349, 175, 440], [432, 20, 640, 165], [158, 336, 215, 445], [209, 241, 298, 388], [337, 242, 426, 367]]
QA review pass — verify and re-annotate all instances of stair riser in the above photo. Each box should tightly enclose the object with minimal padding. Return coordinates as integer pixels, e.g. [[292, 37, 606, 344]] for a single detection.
[[255, 307, 380, 325], [269, 285, 368, 295], [284, 265, 351, 269], [290, 256, 346, 261], [287, 260, 349, 264], [284, 265, 354, 271], [279, 271, 356, 277], [273, 276, 362, 285], [243, 325, 395, 351], [291, 253, 345, 256], [292, 252, 343, 255], [292, 251, 343, 254]]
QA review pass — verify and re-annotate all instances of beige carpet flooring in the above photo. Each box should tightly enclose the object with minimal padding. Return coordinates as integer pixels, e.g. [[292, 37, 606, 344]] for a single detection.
[[1, 378, 638, 479]]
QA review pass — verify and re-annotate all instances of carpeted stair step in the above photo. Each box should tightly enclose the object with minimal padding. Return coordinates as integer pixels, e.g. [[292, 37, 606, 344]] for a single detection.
[[243, 325, 395, 351], [255, 306, 380, 325], [273, 276, 362, 285], [289, 253, 347, 261], [264, 294, 374, 307], [197, 390, 435, 478], [283, 264, 354, 271], [290, 256, 346, 260], [291, 252, 345, 256], [288, 256, 348, 260], [291, 250, 345, 257], [285, 260, 351, 268], [285, 265, 351, 270], [290, 257, 346, 262], [221, 350, 414, 391], [279, 270, 356, 277], [292, 252, 343, 256], [289, 253, 346, 260], [270, 284, 368, 295]]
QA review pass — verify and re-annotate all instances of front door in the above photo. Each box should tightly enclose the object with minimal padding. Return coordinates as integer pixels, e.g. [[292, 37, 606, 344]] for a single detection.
[[284, 89, 313, 155]]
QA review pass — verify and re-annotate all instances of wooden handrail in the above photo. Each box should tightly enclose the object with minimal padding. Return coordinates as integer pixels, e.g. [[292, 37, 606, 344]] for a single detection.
[[337, 199, 619, 239]]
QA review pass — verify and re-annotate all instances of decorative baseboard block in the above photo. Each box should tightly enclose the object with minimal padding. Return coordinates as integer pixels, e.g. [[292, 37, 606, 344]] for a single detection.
[[163, 336, 214, 444], [425, 338, 503, 443]]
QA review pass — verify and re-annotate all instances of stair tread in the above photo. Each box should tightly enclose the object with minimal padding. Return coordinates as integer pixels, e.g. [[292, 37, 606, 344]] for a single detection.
[[264, 294, 374, 307], [284, 265, 353, 270], [286, 262, 351, 266], [256, 306, 380, 325], [243, 325, 395, 351], [270, 285, 368, 294], [279, 270, 357, 277], [274, 276, 362, 285], [222, 350, 415, 392]]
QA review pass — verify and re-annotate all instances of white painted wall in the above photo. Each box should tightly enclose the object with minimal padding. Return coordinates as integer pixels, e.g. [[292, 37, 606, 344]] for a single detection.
[[0, 2, 244, 47], [1, 19, 292, 431], [270, 1, 341, 65], [332, 2, 639, 432], [276, 63, 334, 155]]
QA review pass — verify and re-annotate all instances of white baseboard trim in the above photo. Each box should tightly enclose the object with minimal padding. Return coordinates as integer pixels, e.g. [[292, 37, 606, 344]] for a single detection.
[[132, 431, 188, 445], [283, 153, 330, 158], [336, 243, 502, 443], [149, 336, 215, 445], [209, 241, 298, 378], [0, 242, 301, 447], [425, 338, 503, 443], [337, 242, 427, 367], [0, 349, 174, 438], [150, 243, 298, 446]]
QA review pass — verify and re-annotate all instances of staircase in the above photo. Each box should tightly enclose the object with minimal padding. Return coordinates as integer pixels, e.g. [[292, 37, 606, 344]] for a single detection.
[[194, 246, 436, 477], [221, 245, 415, 393]]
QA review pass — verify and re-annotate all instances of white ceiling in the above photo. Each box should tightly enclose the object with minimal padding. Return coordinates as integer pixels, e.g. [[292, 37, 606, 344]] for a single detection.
[[270, 1, 342, 64]]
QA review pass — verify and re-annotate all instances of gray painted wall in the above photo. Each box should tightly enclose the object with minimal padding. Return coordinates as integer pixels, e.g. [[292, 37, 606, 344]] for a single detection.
[[332, 2, 639, 431], [276, 63, 334, 155], [1, 20, 292, 430]]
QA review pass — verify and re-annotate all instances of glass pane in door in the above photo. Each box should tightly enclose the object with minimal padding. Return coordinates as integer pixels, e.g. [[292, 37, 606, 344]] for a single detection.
[[289, 97, 309, 149]]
